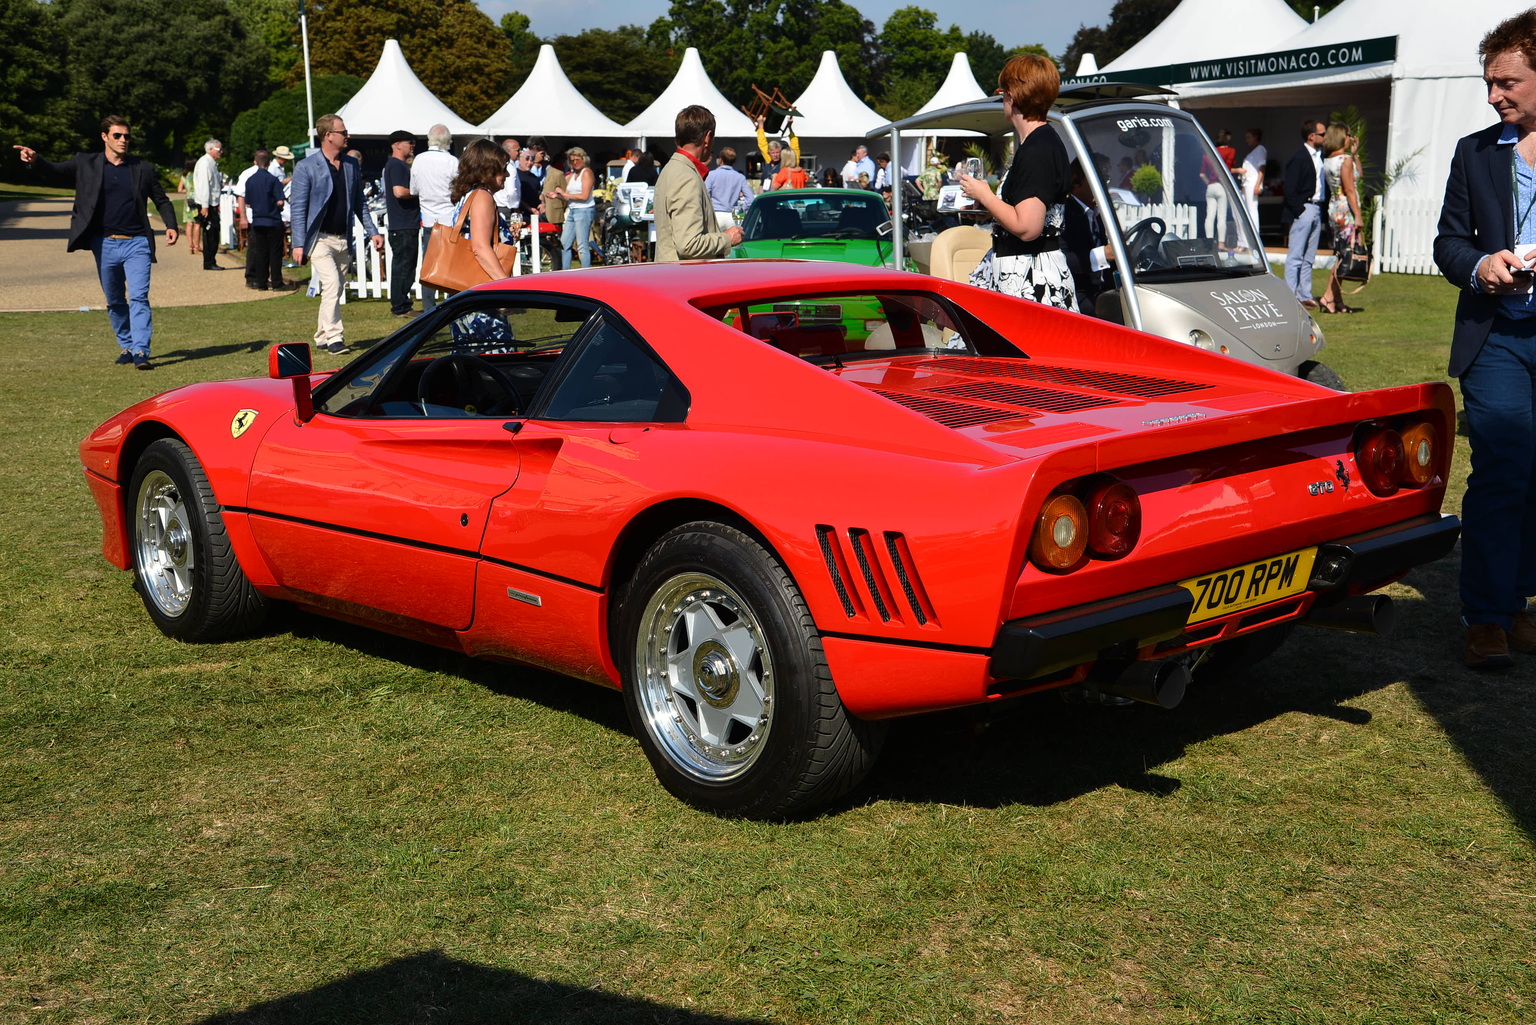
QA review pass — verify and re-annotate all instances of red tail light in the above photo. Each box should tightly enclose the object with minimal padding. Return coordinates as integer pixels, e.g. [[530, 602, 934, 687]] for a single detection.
[[1086, 479, 1141, 558], [1357, 428, 1406, 496]]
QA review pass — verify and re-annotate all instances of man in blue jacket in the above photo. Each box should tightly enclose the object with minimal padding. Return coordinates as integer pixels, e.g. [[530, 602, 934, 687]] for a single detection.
[[289, 113, 382, 355], [13, 115, 179, 369], [1434, 7, 1536, 668]]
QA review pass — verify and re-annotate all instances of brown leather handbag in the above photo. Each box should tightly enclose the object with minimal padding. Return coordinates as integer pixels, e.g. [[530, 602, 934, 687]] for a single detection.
[[419, 193, 517, 292]]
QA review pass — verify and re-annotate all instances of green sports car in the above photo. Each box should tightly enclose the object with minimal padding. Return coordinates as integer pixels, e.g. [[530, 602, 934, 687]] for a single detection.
[[733, 188, 908, 268]]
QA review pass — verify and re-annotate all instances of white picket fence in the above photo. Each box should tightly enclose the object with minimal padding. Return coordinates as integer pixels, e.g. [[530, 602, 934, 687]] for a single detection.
[[346, 214, 547, 300], [1371, 196, 1440, 275]]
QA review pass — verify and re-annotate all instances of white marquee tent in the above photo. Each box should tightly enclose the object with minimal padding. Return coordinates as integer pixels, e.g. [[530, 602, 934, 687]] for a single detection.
[[1073, 0, 1524, 273], [784, 51, 887, 172], [476, 43, 629, 139], [1098, 0, 1307, 75], [624, 47, 755, 146], [1172, 0, 1519, 272], [897, 52, 988, 174], [335, 39, 480, 137]]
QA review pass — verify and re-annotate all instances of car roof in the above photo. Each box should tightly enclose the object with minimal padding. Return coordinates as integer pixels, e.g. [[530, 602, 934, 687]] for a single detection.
[[752, 188, 878, 202], [867, 87, 1182, 138]]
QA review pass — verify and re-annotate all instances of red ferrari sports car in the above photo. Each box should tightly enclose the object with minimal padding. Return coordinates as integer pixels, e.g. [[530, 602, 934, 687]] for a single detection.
[[81, 261, 1459, 819]]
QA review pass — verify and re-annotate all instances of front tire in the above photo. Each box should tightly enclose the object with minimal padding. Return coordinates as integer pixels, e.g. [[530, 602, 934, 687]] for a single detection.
[[620, 522, 885, 819], [128, 438, 268, 641]]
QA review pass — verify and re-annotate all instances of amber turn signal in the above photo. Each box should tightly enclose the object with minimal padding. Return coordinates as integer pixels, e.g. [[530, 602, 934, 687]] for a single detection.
[[1397, 421, 1438, 486], [1030, 493, 1089, 571]]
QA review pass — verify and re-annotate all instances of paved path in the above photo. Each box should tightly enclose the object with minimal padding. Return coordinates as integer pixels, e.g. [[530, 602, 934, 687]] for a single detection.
[[0, 197, 288, 312]]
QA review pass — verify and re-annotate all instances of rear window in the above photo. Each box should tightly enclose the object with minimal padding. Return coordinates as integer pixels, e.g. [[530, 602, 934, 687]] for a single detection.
[[722, 293, 973, 363]]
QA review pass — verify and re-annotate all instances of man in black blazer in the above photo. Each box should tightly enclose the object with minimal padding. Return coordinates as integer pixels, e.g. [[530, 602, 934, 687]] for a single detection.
[[1280, 118, 1328, 309], [1062, 160, 1114, 318], [14, 115, 179, 369], [1433, 8, 1536, 668]]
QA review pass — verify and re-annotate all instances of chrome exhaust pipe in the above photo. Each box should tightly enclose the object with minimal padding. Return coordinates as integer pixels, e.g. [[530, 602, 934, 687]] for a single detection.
[[1096, 658, 1189, 709], [1301, 594, 1396, 635]]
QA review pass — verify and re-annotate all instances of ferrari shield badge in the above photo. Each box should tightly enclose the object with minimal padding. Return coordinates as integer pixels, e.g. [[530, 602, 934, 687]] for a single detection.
[[231, 409, 259, 438]]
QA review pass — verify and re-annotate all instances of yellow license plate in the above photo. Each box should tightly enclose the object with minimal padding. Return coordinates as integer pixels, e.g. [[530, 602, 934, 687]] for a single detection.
[[1180, 547, 1318, 626]]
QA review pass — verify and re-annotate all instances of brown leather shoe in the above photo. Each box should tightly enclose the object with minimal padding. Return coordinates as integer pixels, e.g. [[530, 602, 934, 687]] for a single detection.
[[1465, 622, 1515, 670], [1509, 610, 1536, 653]]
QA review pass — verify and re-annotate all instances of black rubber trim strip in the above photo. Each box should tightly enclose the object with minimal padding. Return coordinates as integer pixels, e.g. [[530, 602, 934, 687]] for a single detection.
[[819, 630, 991, 656], [233, 506, 605, 593]]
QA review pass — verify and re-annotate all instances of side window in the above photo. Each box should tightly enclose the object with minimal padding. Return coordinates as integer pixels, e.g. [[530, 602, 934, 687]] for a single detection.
[[315, 298, 594, 419], [538, 319, 688, 423]]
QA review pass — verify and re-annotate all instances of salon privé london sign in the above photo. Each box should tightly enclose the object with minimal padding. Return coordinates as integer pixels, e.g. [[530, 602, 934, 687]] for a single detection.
[[1062, 36, 1398, 90]]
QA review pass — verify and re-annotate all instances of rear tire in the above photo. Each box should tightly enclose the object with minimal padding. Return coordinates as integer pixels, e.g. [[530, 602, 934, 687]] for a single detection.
[[1300, 360, 1346, 391], [619, 522, 885, 819], [128, 438, 268, 641]]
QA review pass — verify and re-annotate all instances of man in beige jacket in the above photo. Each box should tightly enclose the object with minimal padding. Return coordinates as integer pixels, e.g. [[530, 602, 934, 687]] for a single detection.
[[655, 105, 744, 262]]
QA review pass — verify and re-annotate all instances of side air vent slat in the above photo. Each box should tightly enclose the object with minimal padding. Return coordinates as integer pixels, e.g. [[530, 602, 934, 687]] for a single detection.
[[920, 357, 1214, 397], [848, 529, 892, 623], [883, 532, 930, 626], [815, 525, 857, 618]]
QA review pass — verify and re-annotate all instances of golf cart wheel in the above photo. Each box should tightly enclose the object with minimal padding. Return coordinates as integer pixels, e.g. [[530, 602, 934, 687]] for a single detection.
[[1299, 360, 1346, 391]]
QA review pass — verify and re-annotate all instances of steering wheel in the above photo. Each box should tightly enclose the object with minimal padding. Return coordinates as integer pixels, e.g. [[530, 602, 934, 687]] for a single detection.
[[1121, 216, 1167, 272], [417, 354, 521, 417]]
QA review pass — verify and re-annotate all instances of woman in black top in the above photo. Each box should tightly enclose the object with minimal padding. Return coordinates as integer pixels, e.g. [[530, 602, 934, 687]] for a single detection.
[[959, 54, 1077, 311]]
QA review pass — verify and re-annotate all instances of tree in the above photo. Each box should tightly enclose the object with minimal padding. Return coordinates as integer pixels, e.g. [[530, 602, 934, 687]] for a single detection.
[[0, 0, 71, 165], [966, 31, 1010, 92], [229, 74, 362, 161], [1061, 0, 1177, 77], [652, 0, 877, 112], [57, 0, 272, 164], [501, 10, 540, 83], [229, 0, 302, 86], [306, 0, 514, 124], [876, 7, 963, 90], [549, 27, 678, 125]]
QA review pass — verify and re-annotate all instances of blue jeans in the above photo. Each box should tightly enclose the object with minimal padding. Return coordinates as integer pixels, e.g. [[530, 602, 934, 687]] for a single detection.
[[1284, 202, 1322, 301], [1458, 316, 1536, 628], [562, 205, 594, 269], [91, 234, 153, 356], [419, 228, 438, 312]]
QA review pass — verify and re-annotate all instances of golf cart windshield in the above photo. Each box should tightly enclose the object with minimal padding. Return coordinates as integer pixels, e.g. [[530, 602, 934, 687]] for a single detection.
[[1064, 107, 1265, 280]]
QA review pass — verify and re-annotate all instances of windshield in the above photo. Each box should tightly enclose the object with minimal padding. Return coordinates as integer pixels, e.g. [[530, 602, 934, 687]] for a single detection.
[[741, 191, 890, 242], [1065, 108, 1265, 279]]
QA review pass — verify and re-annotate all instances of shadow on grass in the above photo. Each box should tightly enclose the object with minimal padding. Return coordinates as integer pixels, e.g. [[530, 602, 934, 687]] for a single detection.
[[284, 613, 632, 736], [196, 949, 771, 1025], [274, 558, 1536, 837], [148, 339, 274, 368], [1401, 550, 1536, 843]]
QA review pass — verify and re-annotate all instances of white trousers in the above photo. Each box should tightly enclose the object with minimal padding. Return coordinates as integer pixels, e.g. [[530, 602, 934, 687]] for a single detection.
[[310, 234, 351, 346]]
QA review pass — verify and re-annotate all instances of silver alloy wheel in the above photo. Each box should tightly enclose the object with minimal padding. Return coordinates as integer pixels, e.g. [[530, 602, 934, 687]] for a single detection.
[[135, 469, 194, 618], [633, 571, 774, 783]]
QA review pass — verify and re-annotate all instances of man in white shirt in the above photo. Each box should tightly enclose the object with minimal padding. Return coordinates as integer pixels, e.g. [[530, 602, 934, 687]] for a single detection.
[[842, 145, 875, 188], [193, 139, 224, 270], [1240, 128, 1267, 232], [1281, 119, 1329, 308], [493, 137, 522, 216], [409, 124, 459, 312]]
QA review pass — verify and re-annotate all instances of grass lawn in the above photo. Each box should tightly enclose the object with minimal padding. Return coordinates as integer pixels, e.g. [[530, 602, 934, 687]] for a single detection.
[[2, 275, 1533, 1024]]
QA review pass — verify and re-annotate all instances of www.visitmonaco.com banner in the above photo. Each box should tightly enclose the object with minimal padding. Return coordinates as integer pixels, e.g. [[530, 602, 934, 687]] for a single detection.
[[1062, 36, 1398, 91]]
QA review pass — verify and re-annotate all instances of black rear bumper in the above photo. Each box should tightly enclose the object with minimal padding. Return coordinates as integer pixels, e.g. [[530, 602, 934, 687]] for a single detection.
[[990, 513, 1461, 681]]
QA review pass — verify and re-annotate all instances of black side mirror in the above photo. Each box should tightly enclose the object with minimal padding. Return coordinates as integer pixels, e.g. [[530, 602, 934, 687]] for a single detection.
[[269, 342, 314, 422]]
